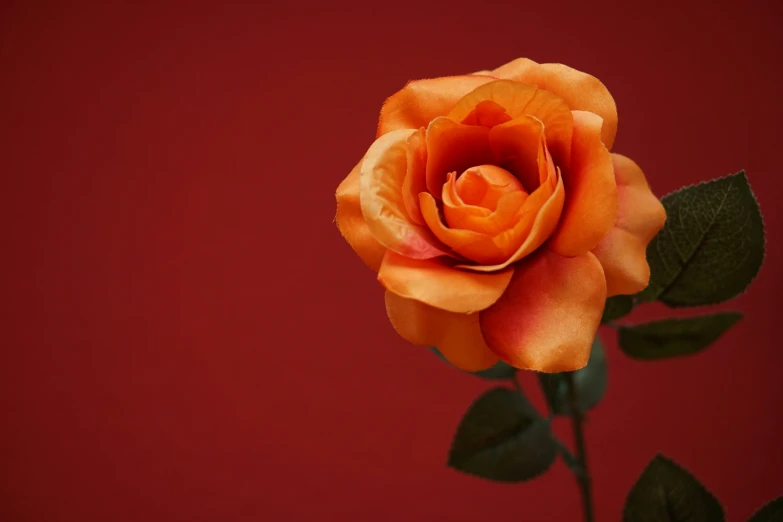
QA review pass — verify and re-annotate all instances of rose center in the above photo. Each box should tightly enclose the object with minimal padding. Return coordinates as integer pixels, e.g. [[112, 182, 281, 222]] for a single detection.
[[455, 165, 526, 211]]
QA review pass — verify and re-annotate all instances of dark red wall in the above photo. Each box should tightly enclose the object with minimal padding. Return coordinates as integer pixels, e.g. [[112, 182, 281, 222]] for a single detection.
[[2, 1, 781, 521]]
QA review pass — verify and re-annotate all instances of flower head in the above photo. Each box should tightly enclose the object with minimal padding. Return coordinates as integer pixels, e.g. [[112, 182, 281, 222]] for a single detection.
[[336, 58, 666, 373]]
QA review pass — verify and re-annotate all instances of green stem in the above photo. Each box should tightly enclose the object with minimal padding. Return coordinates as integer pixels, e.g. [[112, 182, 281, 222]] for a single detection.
[[564, 372, 595, 522], [512, 374, 578, 467]]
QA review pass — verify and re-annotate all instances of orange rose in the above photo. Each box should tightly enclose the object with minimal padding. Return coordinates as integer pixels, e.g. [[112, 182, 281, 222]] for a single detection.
[[335, 58, 666, 373]]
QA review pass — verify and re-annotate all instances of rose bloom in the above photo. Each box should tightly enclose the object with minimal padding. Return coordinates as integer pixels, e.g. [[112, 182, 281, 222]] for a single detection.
[[335, 58, 666, 373]]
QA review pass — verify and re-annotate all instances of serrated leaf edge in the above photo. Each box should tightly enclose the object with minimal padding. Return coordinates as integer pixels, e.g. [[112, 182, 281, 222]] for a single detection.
[[447, 425, 556, 483], [651, 170, 766, 308], [748, 496, 783, 522], [617, 311, 743, 361], [627, 454, 726, 518], [446, 388, 555, 483]]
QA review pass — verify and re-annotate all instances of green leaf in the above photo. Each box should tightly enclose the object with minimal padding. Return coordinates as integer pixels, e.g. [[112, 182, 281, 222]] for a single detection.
[[537, 338, 607, 416], [749, 497, 783, 522], [623, 454, 724, 522], [429, 346, 517, 380], [638, 171, 765, 307], [602, 295, 635, 323], [618, 312, 742, 360], [475, 361, 518, 380], [448, 387, 557, 482]]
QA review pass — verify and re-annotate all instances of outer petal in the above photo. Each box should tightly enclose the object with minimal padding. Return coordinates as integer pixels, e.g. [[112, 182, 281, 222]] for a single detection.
[[548, 111, 618, 257], [378, 250, 513, 314], [491, 58, 618, 149], [480, 249, 607, 373], [401, 128, 427, 225], [335, 159, 386, 271], [360, 129, 451, 259], [385, 291, 499, 371], [377, 75, 495, 137], [592, 154, 667, 296]]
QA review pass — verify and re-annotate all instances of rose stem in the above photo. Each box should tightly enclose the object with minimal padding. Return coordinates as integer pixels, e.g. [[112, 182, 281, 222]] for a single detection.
[[564, 372, 595, 522]]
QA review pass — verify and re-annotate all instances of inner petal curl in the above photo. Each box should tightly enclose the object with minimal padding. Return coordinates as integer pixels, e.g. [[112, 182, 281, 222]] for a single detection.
[[443, 169, 528, 236], [454, 164, 525, 210]]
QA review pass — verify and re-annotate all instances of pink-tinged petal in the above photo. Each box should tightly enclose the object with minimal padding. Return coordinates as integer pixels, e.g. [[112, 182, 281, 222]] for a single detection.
[[425, 117, 494, 197], [401, 128, 427, 225], [359, 129, 451, 259], [480, 249, 607, 372], [491, 58, 618, 149], [377, 75, 495, 137], [592, 154, 667, 296], [549, 111, 618, 257], [447, 80, 573, 168], [384, 291, 499, 371], [378, 250, 513, 314], [334, 159, 387, 271]]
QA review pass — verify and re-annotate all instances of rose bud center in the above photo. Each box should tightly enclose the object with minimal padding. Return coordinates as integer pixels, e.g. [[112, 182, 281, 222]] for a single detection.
[[441, 164, 530, 236], [455, 165, 526, 211]]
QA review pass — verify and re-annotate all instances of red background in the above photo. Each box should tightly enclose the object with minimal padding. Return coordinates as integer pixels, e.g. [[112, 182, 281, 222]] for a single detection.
[[2, 1, 782, 521]]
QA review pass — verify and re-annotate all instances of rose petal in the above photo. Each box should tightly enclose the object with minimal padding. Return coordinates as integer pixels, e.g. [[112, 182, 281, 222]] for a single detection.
[[460, 100, 513, 128], [520, 88, 574, 167], [458, 149, 565, 272], [488, 115, 545, 191], [447, 80, 573, 168], [451, 172, 492, 211], [425, 117, 494, 197], [592, 154, 667, 296], [455, 165, 524, 208], [491, 58, 618, 149], [482, 169, 563, 265], [480, 249, 607, 372], [378, 75, 495, 137], [334, 159, 387, 271], [469, 69, 496, 77], [420, 191, 509, 264], [420, 137, 563, 267], [447, 79, 537, 121], [548, 111, 618, 257], [378, 250, 513, 313], [401, 128, 428, 225], [360, 129, 451, 259], [385, 291, 499, 371], [422, 167, 563, 268], [444, 174, 527, 236], [443, 171, 490, 219]]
